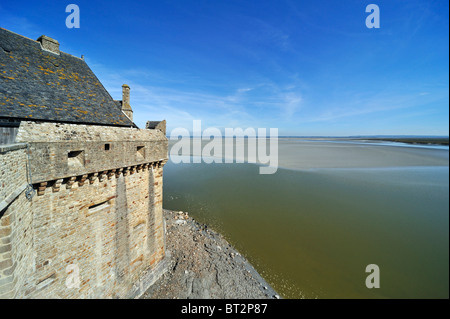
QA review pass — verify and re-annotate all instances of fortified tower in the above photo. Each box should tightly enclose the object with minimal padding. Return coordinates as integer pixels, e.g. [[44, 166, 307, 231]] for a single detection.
[[0, 28, 168, 298]]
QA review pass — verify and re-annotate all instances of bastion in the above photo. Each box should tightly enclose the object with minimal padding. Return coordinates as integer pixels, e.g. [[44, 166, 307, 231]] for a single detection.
[[0, 27, 169, 298]]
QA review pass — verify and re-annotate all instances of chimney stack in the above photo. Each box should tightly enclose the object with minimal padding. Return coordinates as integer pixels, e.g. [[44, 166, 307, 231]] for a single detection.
[[37, 35, 60, 55], [121, 84, 133, 121]]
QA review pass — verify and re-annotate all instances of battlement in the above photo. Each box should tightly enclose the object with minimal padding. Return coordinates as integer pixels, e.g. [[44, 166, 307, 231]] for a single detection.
[[15, 121, 167, 184]]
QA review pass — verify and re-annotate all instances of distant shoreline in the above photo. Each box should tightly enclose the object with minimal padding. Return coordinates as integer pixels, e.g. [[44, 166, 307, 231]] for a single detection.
[[361, 137, 449, 146], [275, 136, 449, 146], [169, 136, 449, 146]]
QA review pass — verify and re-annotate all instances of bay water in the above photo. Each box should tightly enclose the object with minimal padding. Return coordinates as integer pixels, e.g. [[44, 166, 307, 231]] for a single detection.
[[163, 138, 449, 298]]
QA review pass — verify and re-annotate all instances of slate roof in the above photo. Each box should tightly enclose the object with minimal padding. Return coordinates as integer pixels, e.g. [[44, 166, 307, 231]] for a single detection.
[[0, 28, 135, 127]]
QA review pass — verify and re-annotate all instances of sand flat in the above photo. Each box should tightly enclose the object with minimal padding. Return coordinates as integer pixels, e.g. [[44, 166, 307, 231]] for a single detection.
[[169, 138, 449, 170], [276, 139, 449, 170]]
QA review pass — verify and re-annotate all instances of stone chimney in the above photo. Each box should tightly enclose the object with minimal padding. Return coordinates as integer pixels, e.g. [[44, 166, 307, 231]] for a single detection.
[[37, 35, 60, 55], [121, 84, 133, 121]]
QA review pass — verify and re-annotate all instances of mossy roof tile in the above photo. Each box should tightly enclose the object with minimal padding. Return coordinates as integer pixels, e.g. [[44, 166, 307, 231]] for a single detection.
[[0, 28, 135, 127]]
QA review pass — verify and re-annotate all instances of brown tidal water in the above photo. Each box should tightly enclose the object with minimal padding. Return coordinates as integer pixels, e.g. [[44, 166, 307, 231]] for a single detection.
[[163, 141, 449, 299]]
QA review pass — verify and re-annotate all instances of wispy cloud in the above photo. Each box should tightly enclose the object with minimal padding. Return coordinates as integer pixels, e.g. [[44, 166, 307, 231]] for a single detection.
[[89, 62, 262, 130], [280, 92, 302, 119], [298, 88, 449, 123], [89, 56, 310, 132], [237, 87, 253, 93]]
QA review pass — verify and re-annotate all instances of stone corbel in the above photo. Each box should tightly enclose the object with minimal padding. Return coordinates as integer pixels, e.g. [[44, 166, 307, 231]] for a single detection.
[[78, 174, 88, 187], [115, 168, 123, 178], [89, 173, 98, 184], [66, 177, 77, 189], [99, 171, 107, 182], [37, 182, 47, 196], [52, 179, 63, 193], [107, 169, 116, 180]]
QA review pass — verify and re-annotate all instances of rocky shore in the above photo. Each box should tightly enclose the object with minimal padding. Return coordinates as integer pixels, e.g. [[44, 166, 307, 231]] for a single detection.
[[141, 209, 279, 299]]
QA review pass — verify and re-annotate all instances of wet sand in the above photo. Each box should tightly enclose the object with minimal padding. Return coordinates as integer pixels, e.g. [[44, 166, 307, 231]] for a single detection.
[[170, 138, 449, 170], [276, 139, 448, 170]]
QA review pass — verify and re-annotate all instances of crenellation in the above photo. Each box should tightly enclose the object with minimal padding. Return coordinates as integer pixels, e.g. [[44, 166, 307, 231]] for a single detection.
[[14, 122, 168, 185]]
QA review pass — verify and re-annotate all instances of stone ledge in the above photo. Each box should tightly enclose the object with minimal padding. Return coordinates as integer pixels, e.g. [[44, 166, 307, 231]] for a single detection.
[[0, 143, 27, 154], [0, 183, 28, 212]]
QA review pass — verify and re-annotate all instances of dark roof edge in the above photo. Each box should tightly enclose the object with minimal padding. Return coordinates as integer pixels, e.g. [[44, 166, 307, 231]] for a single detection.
[[0, 27, 84, 61], [0, 27, 38, 45], [0, 117, 138, 129]]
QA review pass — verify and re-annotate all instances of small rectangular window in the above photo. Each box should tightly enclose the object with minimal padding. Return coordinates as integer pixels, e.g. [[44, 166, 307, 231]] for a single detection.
[[105, 144, 110, 151], [137, 145, 145, 159], [68, 150, 82, 158], [68, 150, 84, 167]]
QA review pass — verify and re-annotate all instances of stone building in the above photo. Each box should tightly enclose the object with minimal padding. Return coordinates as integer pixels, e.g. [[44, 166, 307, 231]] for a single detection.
[[0, 27, 168, 298]]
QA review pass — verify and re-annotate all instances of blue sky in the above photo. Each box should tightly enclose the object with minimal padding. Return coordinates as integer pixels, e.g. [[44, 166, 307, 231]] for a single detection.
[[1, 0, 448, 136]]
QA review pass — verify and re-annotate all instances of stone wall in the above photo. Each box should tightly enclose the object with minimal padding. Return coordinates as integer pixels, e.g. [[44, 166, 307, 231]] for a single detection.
[[0, 144, 28, 209], [15, 121, 168, 184], [0, 144, 33, 298], [17, 163, 165, 298], [0, 121, 169, 298]]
